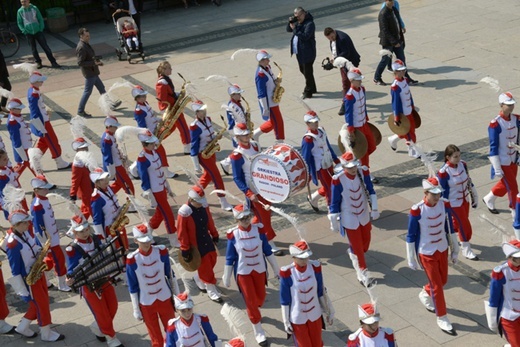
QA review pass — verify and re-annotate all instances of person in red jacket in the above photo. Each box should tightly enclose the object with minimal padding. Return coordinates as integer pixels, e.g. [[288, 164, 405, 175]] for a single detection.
[[155, 61, 190, 154], [69, 138, 93, 219]]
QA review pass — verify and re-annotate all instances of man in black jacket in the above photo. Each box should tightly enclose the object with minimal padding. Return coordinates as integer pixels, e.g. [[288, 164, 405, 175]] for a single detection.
[[286, 7, 316, 99], [0, 48, 11, 113], [324, 27, 361, 115], [374, 0, 417, 86]]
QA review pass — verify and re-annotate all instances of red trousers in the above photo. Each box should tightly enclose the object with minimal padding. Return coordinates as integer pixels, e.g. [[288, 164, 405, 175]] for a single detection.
[[259, 106, 285, 140], [451, 200, 472, 242], [291, 317, 323, 347], [0, 269, 9, 320], [198, 153, 225, 196], [251, 195, 275, 241], [157, 144, 169, 167], [35, 121, 62, 159], [197, 251, 217, 285], [501, 317, 520, 347], [173, 113, 190, 145], [236, 271, 267, 324], [340, 67, 351, 96], [356, 122, 377, 168], [491, 164, 518, 208], [110, 165, 135, 195], [317, 167, 333, 206], [419, 250, 448, 317], [83, 283, 118, 337], [398, 114, 417, 144], [80, 194, 93, 220], [14, 149, 37, 178], [25, 275, 52, 326], [45, 244, 67, 276], [141, 298, 175, 347], [149, 190, 177, 234], [345, 222, 372, 270]]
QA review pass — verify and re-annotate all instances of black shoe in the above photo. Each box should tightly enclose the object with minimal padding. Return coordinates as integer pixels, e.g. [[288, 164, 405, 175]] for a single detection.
[[57, 163, 72, 171], [110, 100, 122, 110], [5, 326, 15, 334], [482, 198, 499, 214], [408, 79, 419, 85], [373, 79, 387, 86], [301, 92, 312, 99], [371, 177, 379, 184], [211, 296, 224, 303], [220, 162, 230, 176], [49, 184, 57, 190], [273, 249, 285, 256], [56, 334, 65, 341], [95, 335, 107, 342], [36, 62, 43, 69], [77, 111, 92, 118], [307, 196, 319, 213], [258, 340, 268, 347], [51, 63, 61, 69], [338, 103, 345, 116]]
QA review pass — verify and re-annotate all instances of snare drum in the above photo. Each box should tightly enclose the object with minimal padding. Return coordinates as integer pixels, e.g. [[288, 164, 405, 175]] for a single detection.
[[250, 143, 309, 203]]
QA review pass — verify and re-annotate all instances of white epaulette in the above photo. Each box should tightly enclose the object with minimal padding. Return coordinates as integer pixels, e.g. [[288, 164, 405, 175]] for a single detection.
[[280, 263, 296, 272], [493, 262, 509, 274], [178, 204, 193, 218], [157, 78, 168, 85], [127, 249, 140, 260], [348, 327, 363, 341], [380, 327, 394, 335], [155, 244, 166, 251], [309, 259, 321, 267]]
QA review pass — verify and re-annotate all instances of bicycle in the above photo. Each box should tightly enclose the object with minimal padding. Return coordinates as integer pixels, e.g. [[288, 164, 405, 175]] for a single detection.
[[0, 0, 19, 58]]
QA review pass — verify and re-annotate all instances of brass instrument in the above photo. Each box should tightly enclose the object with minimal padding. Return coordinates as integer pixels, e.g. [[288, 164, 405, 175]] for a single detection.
[[241, 95, 254, 136], [272, 62, 285, 103], [155, 73, 193, 144], [26, 238, 51, 286], [109, 200, 131, 239], [201, 115, 227, 159]]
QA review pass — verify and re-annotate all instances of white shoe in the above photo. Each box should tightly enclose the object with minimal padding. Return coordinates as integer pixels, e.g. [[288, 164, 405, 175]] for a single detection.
[[89, 321, 106, 342], [511, 208, 516, 220], [436, 315, 455, 335], [205, 283, 223, 303], [106, 335, 124, 347], [460, 242, 478, 260], [163, 167, 178, 179], [269, 240, 284, 256], [183, 144, 191, 155], [219, 197, 233, 211], [307, 191, 321, 212], [55, 156, 72, 170], [219, 158, 231, 176], [407, 145, 420, 158], [419, 288, 435, 312], [15, 318, 36, 338], [129, 161, 139, 179], [387, 134, 399, 151], [252, 322, 268, 346], [0, 319, 14, 334], [57, 275, 72, 292], [40, 324, 64, 342], [193, 274, 207, 292], [483, 192, 498, 213]]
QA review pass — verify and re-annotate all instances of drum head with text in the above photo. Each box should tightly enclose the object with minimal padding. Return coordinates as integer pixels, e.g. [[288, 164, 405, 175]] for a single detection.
[[250, 154, 292, 203]]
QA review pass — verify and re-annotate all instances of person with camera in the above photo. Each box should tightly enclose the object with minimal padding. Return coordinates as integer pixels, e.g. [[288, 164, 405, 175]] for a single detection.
[[286, 7, 316, 99], [323, 27, 361, 115], [76, 28, 121, 118]]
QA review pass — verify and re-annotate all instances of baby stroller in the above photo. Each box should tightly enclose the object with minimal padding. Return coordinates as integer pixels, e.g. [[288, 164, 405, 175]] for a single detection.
[[113, 9, 145, 63]]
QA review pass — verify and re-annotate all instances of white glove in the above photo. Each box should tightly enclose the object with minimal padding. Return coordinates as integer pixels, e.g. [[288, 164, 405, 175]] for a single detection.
[[484, 301, 498, 333], [450, 232, 460, 264], [281, 305, 293, 334], [15, 147, 28, 162], [168, 233, 180, 248], [258, 97, 270, 120], [450, 251, 459, 264], [406, 242, 420, 270], [8, 275, 30, 297], [266, 254, 280, 279], [319, 296, 334, 325], [489, 155, 503, 178], [141, 189, 157, 206], [369, 194, 380, 220], [327, 213, 340, 232], [371, 211, 380, 220], [92, 224, 105, 238], [222, 265, 233, 288], [470, 185, 479, 208], [107, 164, 116, 180], [31, 118, 47, 134], [191, 155, 202, 174], [130, 292, 143, 321]]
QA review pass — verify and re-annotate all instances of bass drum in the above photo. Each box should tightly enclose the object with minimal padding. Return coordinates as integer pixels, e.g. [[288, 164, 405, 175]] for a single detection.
[[250, 143, 309, 203]]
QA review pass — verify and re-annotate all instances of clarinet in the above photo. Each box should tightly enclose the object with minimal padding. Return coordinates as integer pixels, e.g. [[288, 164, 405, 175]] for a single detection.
[[356, 169, 372, 210]]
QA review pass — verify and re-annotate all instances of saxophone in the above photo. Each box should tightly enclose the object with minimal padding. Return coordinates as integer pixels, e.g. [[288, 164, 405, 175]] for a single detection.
[[241, 96, 254, 136], [201, 115, 227, 159], [155, 73, 193, 144], [272, 62, 285, 103], [26, 238, 51, 286], [109, 200, 131, 238]]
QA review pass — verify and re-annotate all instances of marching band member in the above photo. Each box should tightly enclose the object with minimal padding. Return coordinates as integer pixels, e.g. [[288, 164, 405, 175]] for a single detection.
[[126, 224, 177, 347], [156, 61, 191, 155], [6, 209, 65, 341], [486, 240, 520, 346], [386, 59, 419, 158], [27, 71, 71, 170], [131, 85, 177, 179], [0, 232, 15, 334], [279, 240, 334, 347], [252, 50, 284, 143], [225, 338, 245, 347], [90, 168, 129, 249], [483, 92, 520, 218], [229, 123, 283, 255], [328, 151, 379, 285], [101, 116, 135, 195], [347, 303, 396, 347], [6, 98, 34, 178], [343, 68, 377, 170], [301, 110, 339, 211], [438, 144, 479, 260], [165, 292, 219, 347], [65, 216, 124, 347], [406, 177, 459, 335], [189, 100, 232, 211], [30, 175, 71, 292], [220, 83, 247, 175], [222, 205, 280, 346], [136, 130, 178, 247], [70, 138, 93, 219], [0, 149, 28, 219], [177, 186, 222, 303]]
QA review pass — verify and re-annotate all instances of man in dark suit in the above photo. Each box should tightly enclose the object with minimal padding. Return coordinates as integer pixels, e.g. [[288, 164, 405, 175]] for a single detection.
[[324, 27, 361, 115]]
